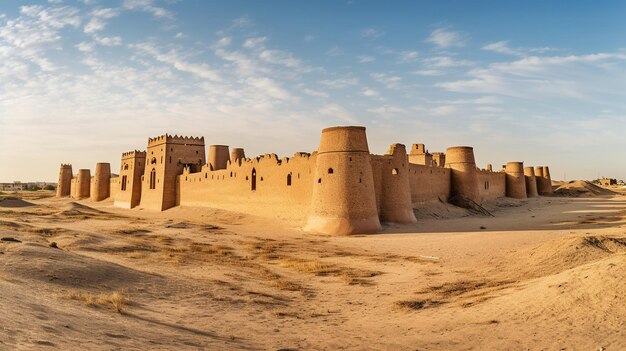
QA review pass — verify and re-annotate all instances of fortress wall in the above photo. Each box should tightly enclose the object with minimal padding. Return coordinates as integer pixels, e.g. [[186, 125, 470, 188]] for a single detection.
[[72, 169, 91, 200], [114, 151, 146, 209], [371, 144, 416, 224], [305, 126, 381, 235], [230, 148, 245, 166], [407, 164, 451, 203], [56, 164, 73, 197], [90, 162, 111, 201], [476, 170, 506, 202], [70, 178, 76, 199], [445, 146, 479, 203], [524, 167, 539, 197], [542, 166, 553, 195], [109, 176, 119, 200], [208, 145, 230, 170], [535, 166, 550, 195], [505, 162, 527, 199], [178, 152, 315, 221], [140, 135, 206, 211]]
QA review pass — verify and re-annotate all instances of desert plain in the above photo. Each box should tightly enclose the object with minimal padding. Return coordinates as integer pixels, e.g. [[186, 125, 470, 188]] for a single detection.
[[1, 182, 625, 350]]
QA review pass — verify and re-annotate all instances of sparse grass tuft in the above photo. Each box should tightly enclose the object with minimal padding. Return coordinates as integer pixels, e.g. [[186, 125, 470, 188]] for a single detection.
[[65, 290, 130, 313], [395, 299, 444, 311]]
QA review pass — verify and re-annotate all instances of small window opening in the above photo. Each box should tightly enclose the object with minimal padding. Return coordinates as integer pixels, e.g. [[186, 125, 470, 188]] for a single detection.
[[251, 168, 257, 191], [392, 168, 399, 175], [328, 168, 334, 174], [287, 174, 292, 186], [149, 169, 156, 189], [318, 178, 322, 183]]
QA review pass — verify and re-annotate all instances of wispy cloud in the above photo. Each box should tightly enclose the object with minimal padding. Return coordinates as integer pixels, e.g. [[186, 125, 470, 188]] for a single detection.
[[123, 0, 172, 19], [361, 27, 384, 39], [358, 55, 375, 63], [426, 27, 465, 49]]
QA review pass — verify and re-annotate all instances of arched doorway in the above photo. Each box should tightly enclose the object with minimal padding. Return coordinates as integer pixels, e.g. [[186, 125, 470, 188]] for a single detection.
[[251, 168, 257, 191]]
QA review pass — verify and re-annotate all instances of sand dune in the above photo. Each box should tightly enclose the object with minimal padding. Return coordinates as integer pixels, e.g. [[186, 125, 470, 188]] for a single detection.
[[1, 190, 626, 350], [554, 180, 618, 197]]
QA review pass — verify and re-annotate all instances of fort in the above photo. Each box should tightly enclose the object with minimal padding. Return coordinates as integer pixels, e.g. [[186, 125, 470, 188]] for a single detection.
[[56, 126, 553, 235]]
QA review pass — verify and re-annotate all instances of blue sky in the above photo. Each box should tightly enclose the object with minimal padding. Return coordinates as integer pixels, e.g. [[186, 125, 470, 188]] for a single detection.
[[2, 0, 626, 182]]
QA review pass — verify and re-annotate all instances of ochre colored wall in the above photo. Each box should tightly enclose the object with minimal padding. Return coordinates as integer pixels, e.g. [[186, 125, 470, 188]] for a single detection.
[[372, 144, 416, 224], [505, 162, 527, 199], [445, 146, 479, 203], [56, 164, 73, 197], [476, 170, 506, 202], [140, 135, 206, 211], [524, 167, 539, 197], [90, 162, 111, 201], [114, 151, 146, 208], [407, 164, 451, 204], [109, 176, 119, 200], [72, 169, 91, 200], [208, 145, 230, 170], [304, 126, 381, 235], [178, 152, 314, 221], [542, 166, 553, 194], [535, 166, 551, 195]]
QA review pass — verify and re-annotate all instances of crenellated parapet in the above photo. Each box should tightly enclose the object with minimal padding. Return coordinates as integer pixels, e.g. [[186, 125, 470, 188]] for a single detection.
[[147, 134, 205, 147], [122, 150, 146, 159]]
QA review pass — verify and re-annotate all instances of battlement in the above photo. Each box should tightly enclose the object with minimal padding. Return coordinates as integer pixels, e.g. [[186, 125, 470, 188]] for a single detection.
[[147, 134, 205, 147], [410, 144, 428, 155], [122, 150, 147, 159], [386, 143, 406, 156], [60, 163, 72, 168]]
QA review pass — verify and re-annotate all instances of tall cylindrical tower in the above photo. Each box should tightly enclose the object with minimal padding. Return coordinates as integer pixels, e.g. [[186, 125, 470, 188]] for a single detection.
[[208, 145, 230, 170], [230, 148, 245, 166], [505, 162, 527, 199], [445, 146, 479, 203], [542, 166, 553, 195], [524, 166, 539, 197], [535, 166, 548, 195], [305, 126, 381, 235], [380, 144, 417, 224], [56, 164, 73, 197], [91, 162, 111, 201], [73, 169, 91, 200]]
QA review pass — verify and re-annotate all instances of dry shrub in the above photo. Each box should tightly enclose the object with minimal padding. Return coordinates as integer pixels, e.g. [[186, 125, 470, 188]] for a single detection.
[[66, 290, 130, 313], [395, 299, 444, 311], [278, 257, 339, 275]]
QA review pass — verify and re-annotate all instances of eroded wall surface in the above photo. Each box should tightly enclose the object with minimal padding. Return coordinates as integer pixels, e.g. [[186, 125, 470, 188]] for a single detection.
[[408, 164, 451, 204], [476, 170, 506, 203], [178, 153, 315, 221]]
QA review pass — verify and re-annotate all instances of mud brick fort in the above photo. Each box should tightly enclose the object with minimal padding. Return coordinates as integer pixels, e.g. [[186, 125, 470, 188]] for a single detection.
[[56, 126, 553, 235]]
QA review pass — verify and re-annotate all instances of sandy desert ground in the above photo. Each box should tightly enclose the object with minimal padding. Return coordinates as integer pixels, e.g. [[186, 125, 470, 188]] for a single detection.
[[1, 184, 626, 350]]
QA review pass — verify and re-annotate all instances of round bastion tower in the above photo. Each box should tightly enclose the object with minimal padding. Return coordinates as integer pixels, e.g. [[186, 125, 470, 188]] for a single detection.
[[305, 126, 382, 235], [230, 148, 245, 166], [505, 162, 527, 199], [445, 146, 479, 204], [542, 166, 553, 195], [524, 166, 539, 197], [73, 169, 91, 200], [208, 145, 230, 170], [56, 164, 73, 197], [91, 162, 111, 201], [535, 166, 548, 195], [380, 144, 417, 224]]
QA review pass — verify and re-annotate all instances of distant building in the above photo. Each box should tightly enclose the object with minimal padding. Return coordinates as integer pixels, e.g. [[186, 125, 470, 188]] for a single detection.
[[0, 181, 56, 191], [599, 178, 617, 186]]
